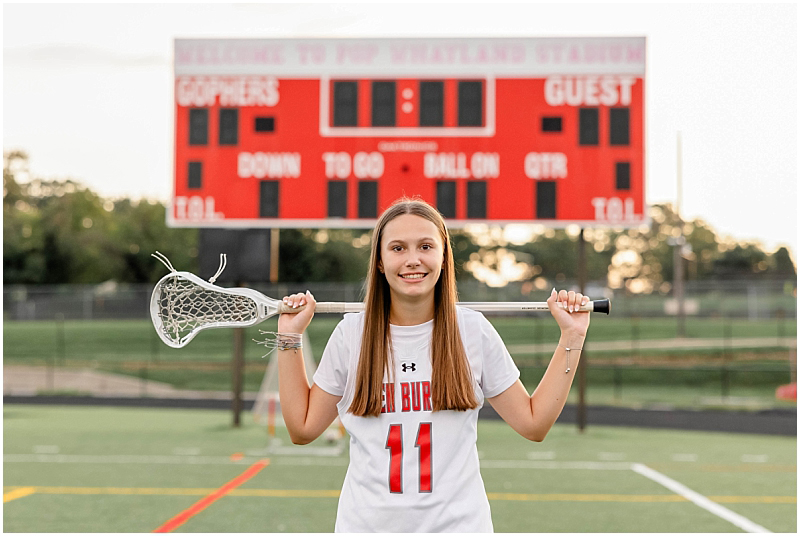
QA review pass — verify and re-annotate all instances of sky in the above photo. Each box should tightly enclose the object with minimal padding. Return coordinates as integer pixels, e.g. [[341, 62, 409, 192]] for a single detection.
[[3, 2, 797, 254]]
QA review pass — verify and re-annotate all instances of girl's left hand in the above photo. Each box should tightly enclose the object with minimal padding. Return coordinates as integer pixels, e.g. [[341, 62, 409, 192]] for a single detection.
[[547, 288, 591, 337]]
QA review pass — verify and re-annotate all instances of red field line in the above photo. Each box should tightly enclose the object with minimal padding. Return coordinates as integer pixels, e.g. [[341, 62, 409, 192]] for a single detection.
[[152, 459, 270, 533]]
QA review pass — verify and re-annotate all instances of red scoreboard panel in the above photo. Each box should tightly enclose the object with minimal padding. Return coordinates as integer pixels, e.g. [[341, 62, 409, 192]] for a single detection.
[[170, 37, 646, 228]]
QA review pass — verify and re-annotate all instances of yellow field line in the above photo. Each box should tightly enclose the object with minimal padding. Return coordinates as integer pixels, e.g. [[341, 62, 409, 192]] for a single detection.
[[3, 487, 37, 503], [3, 486, 794, 504], [228, 489, 341, 498], [23, 487, 219, 496], [3, 486, 340, 498]]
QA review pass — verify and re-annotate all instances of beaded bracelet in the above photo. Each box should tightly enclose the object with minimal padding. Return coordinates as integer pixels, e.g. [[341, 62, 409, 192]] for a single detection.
[[253, 331, 303, 356]]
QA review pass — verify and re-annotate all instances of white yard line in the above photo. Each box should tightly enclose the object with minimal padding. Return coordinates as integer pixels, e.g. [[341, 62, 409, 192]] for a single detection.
[[5, 455, 627, 470], [526, 451, 556, 460], [631, 463, 771, 533], [4, 454, 632, 470], [32, 445, 60, 454], [598, 452, 627, 461], [4, 454, 244, 465], [3, 453, 350, 467], [480, 460, 631, 470], [741, 455, 769, 463]]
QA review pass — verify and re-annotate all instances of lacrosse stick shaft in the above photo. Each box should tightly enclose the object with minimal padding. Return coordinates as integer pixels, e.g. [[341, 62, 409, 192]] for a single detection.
[[279, 299, 610, 315], [149, 266, 610, 349]]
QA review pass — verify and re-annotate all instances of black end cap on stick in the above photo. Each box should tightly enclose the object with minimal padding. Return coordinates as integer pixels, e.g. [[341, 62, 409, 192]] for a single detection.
[[593, 299, 611, 315]]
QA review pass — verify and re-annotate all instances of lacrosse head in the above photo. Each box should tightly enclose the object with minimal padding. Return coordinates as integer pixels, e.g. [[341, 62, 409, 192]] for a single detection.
[[150, 271, 281, 348]]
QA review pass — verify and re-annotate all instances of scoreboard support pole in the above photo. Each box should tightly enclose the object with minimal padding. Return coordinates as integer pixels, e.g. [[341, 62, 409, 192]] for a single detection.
[[232, 316, 245, 428], [270, 229, 280, 283], [231, 229, 276, 428], [577, 228, 588, 433]]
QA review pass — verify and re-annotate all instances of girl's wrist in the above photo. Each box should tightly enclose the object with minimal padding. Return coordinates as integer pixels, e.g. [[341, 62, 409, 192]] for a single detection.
[[276, 332, 303, 351], [277, 323, 306, 335], [559, 330, 586, 348]]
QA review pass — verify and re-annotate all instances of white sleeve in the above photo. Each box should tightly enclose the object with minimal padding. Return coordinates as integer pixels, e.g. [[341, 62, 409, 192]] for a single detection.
[[478, 315, 520, 398], [312, 317, 351, 397]]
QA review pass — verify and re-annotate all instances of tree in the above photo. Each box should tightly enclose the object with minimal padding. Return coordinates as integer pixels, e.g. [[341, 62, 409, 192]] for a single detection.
[[3, 151, 198, 285], [106, 198, 199, 283], [450, 203, 795, 294], [278, 228, 370, 283], [713, 243, 768, 278], [4, 151, 46, 283], [768, 247, 797, 277]]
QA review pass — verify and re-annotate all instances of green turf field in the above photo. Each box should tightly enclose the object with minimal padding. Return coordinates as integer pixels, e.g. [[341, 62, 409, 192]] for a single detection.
[[3, 405, 796, 533]]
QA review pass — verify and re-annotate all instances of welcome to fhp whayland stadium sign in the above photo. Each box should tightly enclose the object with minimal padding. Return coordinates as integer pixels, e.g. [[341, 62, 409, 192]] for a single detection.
[[169, 37, 646, 229]]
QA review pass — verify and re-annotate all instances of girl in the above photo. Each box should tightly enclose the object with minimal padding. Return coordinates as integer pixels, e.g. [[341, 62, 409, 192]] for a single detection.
[[277, 199, 590, 533]]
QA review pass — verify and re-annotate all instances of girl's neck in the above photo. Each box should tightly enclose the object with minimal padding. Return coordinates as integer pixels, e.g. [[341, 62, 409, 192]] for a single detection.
[[389, 294, 435, 326]]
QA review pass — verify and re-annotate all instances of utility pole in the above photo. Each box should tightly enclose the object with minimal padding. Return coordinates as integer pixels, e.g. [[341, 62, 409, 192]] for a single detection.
[[673, 132, 687, 337], [577, 228, 588, 432]]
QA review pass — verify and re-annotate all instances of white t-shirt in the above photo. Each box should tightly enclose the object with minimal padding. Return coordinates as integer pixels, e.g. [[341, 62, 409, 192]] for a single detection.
[[313, 307, 520, 533]]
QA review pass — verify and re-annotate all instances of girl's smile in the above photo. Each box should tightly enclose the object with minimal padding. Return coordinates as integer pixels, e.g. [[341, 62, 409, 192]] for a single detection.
[[399, 272, 427, 281]]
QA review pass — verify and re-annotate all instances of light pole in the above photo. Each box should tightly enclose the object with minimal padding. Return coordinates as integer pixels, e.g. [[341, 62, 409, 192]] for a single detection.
[[673, 132, 686, 337]]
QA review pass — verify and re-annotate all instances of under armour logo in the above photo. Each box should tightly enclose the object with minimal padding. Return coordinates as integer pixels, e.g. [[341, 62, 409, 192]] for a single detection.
[[401, 363, 416, 373]]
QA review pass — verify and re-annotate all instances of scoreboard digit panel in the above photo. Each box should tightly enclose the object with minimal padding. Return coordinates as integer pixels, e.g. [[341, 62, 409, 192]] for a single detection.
[[170, 37, 646, 228]]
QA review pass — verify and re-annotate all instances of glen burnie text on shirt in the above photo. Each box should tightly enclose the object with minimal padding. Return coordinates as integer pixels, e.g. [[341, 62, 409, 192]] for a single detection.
[[381, 381, 432, 413]]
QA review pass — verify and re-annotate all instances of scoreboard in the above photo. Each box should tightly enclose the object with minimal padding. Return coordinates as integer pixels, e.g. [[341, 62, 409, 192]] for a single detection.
[[170, 37, 646, 228]]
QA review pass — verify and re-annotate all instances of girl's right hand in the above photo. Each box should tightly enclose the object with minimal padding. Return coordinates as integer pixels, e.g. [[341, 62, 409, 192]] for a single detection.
[[277, 291, 316, 334]]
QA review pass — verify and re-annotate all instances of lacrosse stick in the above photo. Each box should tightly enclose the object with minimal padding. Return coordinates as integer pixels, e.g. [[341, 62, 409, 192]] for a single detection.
[[150, 252, 610, 349]]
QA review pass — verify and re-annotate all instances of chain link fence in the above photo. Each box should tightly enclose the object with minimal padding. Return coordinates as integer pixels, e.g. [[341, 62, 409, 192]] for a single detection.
[[3, 278, 796, 321], [3, 278, 796, 408]]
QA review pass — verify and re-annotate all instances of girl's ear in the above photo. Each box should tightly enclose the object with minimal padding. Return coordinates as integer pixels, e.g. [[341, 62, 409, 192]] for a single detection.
[[378, 260, 384, 273]]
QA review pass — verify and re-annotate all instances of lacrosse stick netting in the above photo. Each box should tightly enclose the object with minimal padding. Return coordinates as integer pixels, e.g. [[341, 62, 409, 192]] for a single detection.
[[151, 271, 266, 348], [150, 252, 359, 348]]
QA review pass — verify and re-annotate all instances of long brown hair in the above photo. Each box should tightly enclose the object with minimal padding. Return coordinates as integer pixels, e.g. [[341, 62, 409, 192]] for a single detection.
[[348, 198, 479, 417]]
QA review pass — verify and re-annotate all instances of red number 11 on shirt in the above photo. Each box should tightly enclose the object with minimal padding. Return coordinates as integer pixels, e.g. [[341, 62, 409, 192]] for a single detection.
[[385, 423, 432, 493]]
